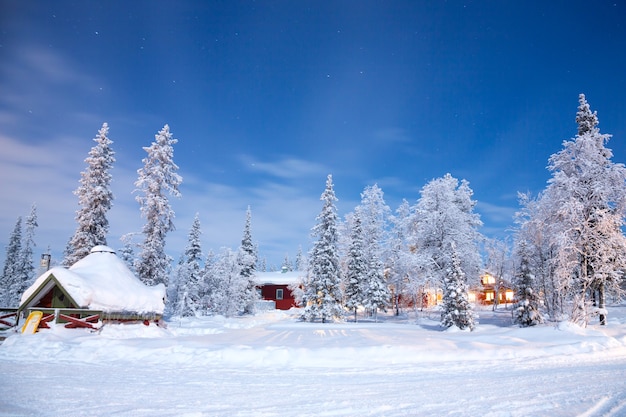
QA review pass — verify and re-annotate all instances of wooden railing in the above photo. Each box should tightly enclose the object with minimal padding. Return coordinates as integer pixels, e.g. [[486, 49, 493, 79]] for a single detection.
[[25, 308, 103, 330], [0, 308, 18, 330]]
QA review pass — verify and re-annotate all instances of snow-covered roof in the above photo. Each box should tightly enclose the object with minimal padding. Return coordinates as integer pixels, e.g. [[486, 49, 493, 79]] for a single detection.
[[21, 246, 165, 314], [254, 270, 304, 286]]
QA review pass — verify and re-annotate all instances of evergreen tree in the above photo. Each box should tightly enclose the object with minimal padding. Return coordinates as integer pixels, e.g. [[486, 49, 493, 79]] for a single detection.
[[0, 217, 23, 306], [16, 204, 38, 294], [344, 214, 367, 322], [513, 242, 543, 327], [237, 206, 258, 314], [206, 248, 247, 317], [118, 233, 137, 275], [302, 175, 344, 323], [295, 246, 305, 271], [545, 94, 626, 325], [281, 254, 293, 271], [172, 214, 203, 317], [135, 124, 182, 286], [441, 243, 476, 330], [64, 123, 115, 265], [363, 253, 389, 321]]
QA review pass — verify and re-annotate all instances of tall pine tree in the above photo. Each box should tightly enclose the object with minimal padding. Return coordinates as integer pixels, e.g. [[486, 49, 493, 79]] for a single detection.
[[0, 217, 23, 306], [135, 124, 182, 286], [64, 123, 115, 265], [302, 175, 344, 323], [237, 206, 258, 314], [172, 214, 203, 317], [344, 214, 367, 322]]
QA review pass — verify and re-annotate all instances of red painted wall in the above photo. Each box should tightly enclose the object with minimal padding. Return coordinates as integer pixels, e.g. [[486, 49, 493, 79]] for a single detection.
[[259, 284, 297, 310]]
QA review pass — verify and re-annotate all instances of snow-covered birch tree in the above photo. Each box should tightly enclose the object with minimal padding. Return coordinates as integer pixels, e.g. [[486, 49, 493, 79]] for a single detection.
[[410, 174, 483, 300], [135, 124, 182, 287], [64, 123, 115, 266], [302, 175, 344, 323]]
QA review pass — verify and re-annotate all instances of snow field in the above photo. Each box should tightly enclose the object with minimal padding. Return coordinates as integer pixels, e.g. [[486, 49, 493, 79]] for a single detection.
[[1, 306, 626, 416]]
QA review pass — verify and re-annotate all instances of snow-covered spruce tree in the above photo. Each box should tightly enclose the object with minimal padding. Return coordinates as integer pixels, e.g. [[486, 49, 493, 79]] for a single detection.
[[302, 175, 344, 323], [135, 124, 182, 286], [355, 184, 391, 318], [344, 213, 367, 322], [281, 254, 293, 271], [545, 95, 626, 325], [0, 217, 23, 306], [237, 206, 258, 314], [411, 174, 483, 301], [118, 233, 137, 275], [64, 123, 115, 266], [171, 214, 203, 317], [441, 243, 476, 330], [15, 204, 38, 295], [512, 242, 543, 327], [295, 246, 306, 271]]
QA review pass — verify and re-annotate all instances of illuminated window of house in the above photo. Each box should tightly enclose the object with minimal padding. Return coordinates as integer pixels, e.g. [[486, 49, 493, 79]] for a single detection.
[[276, 289, 284, 300], [505, 290, 514, 301], [485, 291, 494, 301], [482, 274, 496, 285]]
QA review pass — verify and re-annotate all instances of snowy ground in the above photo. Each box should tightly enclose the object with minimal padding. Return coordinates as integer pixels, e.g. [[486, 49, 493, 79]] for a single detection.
[[2, 305, 626, 417]]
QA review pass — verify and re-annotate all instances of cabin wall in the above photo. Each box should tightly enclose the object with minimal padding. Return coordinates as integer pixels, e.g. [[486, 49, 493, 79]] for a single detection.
[[259, 284, 296, 310]]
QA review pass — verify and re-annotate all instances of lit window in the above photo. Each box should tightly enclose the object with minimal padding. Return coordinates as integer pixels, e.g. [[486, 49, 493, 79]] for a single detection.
[[276, 289, 284, 300], [485, 291, 494, 301], [482, 275, 496, 285], [505, 290, 514, 301]]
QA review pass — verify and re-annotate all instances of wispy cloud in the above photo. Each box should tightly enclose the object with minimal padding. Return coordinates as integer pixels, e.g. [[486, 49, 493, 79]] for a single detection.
[[239, 155, 329, 180]]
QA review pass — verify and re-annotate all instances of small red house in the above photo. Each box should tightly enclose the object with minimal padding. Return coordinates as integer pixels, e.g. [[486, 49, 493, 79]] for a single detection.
[[255, 269, 304, 310]]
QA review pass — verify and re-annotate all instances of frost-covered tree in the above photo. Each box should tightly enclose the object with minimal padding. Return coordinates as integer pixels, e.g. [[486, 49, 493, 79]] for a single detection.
[[344, 214, 367, 322], [205, 248, 249, 317], [0, 217, 23, 306], [363, 252, 389, 321], [356, 184, 391, 262], [135, 124, 182, 286], [172, 214, 203, 317], [281, 254, 293, 271], [484, 238, 512, 311], [514, 192, 561, 319], [16, 204, 38, 292], [302, 175, 344, 322], [441, 243, 476, 330], [64, 123, 115, 266], [545, 95, 626, 325], [513, 242, 543, 327], [295, 246, 306, 271], [237, 206, 258, 314], [410, 174, 483, 297], [118, 233, 137, 275], [387, 199, 414, 315]]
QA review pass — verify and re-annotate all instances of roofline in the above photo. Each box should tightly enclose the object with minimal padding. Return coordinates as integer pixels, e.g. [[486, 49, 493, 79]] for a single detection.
[[18, 272, 80, 314]]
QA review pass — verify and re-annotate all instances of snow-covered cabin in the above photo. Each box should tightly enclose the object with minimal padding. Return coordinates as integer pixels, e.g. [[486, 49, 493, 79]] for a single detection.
[[18, 246, 165, 326], [255, 269, 303, 310]]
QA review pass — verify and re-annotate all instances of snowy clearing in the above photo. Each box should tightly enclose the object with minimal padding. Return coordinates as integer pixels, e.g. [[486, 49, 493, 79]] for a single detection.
[[2, 306, 626, 416]]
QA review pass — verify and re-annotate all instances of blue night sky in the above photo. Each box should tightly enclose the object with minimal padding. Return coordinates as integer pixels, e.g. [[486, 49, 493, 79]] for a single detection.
[[1, 1, 625, 267]]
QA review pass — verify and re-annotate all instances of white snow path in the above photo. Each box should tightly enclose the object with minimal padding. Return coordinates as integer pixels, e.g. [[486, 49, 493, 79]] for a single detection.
[[2, 352, 626, 416], [2, 308, 626, 416]]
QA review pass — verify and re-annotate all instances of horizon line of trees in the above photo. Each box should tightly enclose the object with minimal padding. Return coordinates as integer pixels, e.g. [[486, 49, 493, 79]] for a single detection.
[[2, 94, 625, 330]]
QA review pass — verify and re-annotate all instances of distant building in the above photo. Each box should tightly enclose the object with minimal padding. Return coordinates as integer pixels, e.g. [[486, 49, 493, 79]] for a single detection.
[[255, 268, 303, 310]]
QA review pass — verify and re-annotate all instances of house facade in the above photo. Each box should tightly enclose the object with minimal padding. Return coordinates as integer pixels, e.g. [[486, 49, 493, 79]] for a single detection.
[[255, 269, 303, 310]]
